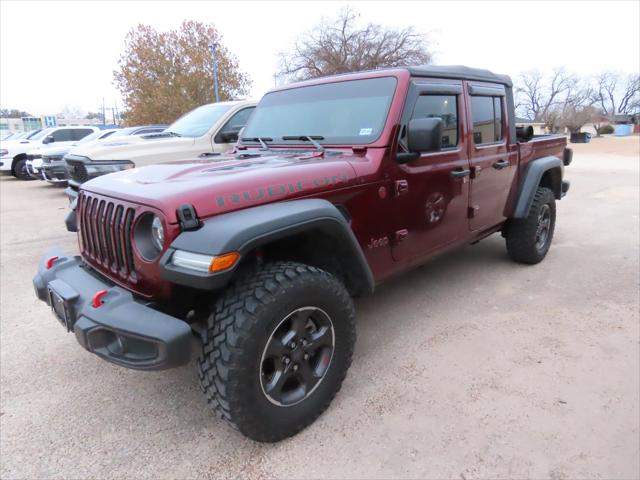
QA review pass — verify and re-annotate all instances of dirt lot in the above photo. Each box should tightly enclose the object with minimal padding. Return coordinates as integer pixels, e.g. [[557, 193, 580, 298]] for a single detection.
[[1, 136, 638, 479]]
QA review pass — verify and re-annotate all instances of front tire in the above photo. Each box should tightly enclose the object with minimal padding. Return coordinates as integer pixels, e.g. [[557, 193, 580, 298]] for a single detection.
[[14, 159, 34, 180], [198, 262, 356, 442], [505, 186, 556, 264]]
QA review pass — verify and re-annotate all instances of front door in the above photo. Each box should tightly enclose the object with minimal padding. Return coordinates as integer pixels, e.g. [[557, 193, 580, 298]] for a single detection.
[[466, 84, 517, 230], [389, 80, 471, 266]]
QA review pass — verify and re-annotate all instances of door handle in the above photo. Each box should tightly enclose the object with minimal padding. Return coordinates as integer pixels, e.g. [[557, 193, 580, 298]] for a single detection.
[[493, 159, 510, 170], [450, 168, 471, 179]]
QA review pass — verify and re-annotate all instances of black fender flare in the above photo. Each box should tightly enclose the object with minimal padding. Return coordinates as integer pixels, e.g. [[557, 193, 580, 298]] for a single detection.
[[160, 199, 375, 295], [512, 156, 563, 218]]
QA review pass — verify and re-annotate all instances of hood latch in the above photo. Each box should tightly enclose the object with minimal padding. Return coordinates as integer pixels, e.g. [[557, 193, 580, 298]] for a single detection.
[[177, 204, 200, 231]]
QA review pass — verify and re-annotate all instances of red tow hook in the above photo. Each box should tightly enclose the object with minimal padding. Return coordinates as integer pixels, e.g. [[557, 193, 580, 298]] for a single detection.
[[45, 256, 59, 269], [91, 289, 109, 308]]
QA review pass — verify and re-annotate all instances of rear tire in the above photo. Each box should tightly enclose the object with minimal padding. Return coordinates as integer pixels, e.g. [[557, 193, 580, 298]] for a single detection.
[[505, 186, 556, 264], [198, 261, 356, 442]]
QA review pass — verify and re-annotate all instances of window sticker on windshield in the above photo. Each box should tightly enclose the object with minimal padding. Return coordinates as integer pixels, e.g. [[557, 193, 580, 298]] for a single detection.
[[359, 128, 373, 136]]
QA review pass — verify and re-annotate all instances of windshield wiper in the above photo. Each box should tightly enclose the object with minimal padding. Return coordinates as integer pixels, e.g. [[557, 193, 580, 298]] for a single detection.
[[282, 135, 325, 152], [241, 137, 273, 151]]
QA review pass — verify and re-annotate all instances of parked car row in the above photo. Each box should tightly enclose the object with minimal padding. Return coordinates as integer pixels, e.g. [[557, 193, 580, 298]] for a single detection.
[[24, 125, 168, 184], [0, 100, 256, 190]]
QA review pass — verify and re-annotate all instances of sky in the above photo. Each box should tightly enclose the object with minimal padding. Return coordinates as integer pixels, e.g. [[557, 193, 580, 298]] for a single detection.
[[1, 0, 639, 116]]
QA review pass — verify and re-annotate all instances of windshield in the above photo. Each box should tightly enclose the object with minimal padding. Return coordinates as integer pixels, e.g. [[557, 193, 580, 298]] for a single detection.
[[167, 104, 233, 137], [242, 77, 397, 145], [28, 128, 54, 141]]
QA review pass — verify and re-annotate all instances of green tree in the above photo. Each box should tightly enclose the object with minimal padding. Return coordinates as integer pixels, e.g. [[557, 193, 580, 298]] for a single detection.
[[114, 20, 251, 125], [0, 109, 33, 118], [85, 111, 104, 121]]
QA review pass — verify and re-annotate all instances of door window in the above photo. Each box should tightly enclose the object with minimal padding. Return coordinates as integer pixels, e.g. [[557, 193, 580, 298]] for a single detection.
[[471, 96, 503, 145], [215, 107, 255, 143], [50, 129, 75, 142], [411, 95, 458, 148], [71, 129, 95, 141]]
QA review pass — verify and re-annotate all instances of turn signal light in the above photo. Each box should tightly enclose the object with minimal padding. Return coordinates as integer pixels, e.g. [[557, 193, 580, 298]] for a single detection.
[[209, 252, 241, 273], [91, 289, 108, 308], [46, 256, 59, 269]]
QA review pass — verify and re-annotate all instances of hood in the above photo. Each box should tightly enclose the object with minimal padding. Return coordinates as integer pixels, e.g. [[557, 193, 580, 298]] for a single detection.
[[39, 145, 73, 157], [1, 139, 33, 149], [83, 150, 359, 223], [26, 145, 46, 156], [69, 134, 196, 161]]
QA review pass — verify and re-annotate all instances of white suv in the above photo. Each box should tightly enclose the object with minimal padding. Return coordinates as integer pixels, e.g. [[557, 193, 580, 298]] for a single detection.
[[1, 125, 99, 179], [64, 100, 256, 196]]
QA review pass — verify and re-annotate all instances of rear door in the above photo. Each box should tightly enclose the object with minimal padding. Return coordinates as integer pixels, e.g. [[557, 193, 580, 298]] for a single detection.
[[466, 83, 517, 230], [389, 79, 471, 265]]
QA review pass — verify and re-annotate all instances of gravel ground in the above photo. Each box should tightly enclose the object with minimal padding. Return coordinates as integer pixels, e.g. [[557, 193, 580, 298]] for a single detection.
[[1, 136, 638, 479]]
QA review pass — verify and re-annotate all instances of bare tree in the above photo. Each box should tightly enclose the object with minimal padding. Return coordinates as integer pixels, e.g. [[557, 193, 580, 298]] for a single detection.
[[515, 68, 578, 130], [592, 72, 640, 117], [278, 8, 432, 81]]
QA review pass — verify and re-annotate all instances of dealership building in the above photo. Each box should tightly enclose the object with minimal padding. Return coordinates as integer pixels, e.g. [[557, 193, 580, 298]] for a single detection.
[[1, 115, 103, 135]]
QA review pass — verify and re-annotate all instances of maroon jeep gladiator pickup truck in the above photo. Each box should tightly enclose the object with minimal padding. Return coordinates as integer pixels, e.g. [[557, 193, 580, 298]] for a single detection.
[[34, 65, 571, 442]]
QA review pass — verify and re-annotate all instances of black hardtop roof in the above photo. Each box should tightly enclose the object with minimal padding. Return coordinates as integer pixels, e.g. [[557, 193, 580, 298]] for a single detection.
[[403, 65, 513, 87]]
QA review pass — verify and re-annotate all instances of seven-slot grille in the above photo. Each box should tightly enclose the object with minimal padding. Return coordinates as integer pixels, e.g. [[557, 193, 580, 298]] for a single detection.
[[78, 192, 137, 281]]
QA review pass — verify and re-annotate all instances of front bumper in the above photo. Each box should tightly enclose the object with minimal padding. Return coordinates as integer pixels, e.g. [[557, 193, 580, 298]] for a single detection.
[[33, 248, 192, 370], [0, 157, 11, 172], [42, 165, 68, 184], [26, 160, 43, 179]]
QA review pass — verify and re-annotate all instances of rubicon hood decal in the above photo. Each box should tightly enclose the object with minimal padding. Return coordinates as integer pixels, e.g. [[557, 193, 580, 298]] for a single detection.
[[215, 174, 350, 208], [81, 151, 359, 222]]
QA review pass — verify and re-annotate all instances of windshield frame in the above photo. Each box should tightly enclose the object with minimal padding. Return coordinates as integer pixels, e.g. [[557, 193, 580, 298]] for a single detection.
[[241, 74, 401, 148], [28, 128, 54, 141]]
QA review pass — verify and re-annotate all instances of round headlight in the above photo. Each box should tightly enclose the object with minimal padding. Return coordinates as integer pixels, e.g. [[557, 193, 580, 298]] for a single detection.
[[134, 213, 165, 260], [151, 215, 164, 251]]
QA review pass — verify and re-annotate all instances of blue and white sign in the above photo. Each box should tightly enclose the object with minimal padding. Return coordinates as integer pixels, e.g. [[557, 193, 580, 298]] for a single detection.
[[43, 116, 57, 127]]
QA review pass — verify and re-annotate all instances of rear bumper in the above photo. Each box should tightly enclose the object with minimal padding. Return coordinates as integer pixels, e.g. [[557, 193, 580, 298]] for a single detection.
[[33, 248, 192, 370]]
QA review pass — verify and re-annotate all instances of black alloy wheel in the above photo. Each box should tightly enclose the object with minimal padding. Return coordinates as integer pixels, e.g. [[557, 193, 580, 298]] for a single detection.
[[260, 306, 335, 407]]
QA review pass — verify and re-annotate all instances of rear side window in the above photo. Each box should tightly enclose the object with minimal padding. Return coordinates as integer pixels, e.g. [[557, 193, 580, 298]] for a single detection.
[[411, 95, 458, 148], [471, 96, 503, 145]]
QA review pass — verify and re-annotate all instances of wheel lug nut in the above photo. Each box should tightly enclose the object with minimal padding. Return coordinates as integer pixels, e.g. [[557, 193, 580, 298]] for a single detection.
[[293, 364, 299, 371], [289, 342, 296, 349], [304, 353, 309, 360], [283, 356, 290, 365]]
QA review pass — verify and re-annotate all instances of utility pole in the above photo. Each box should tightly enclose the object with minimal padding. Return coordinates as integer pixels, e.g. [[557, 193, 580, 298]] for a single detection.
[[209, 43, 220, 103], [102, 98, 106, 125]]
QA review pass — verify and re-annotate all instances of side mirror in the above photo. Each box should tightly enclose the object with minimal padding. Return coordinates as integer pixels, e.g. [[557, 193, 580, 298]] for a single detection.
[[42, 135, 55, 144], [216, 125, 243, 144], [397, 118, 443, 163]]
